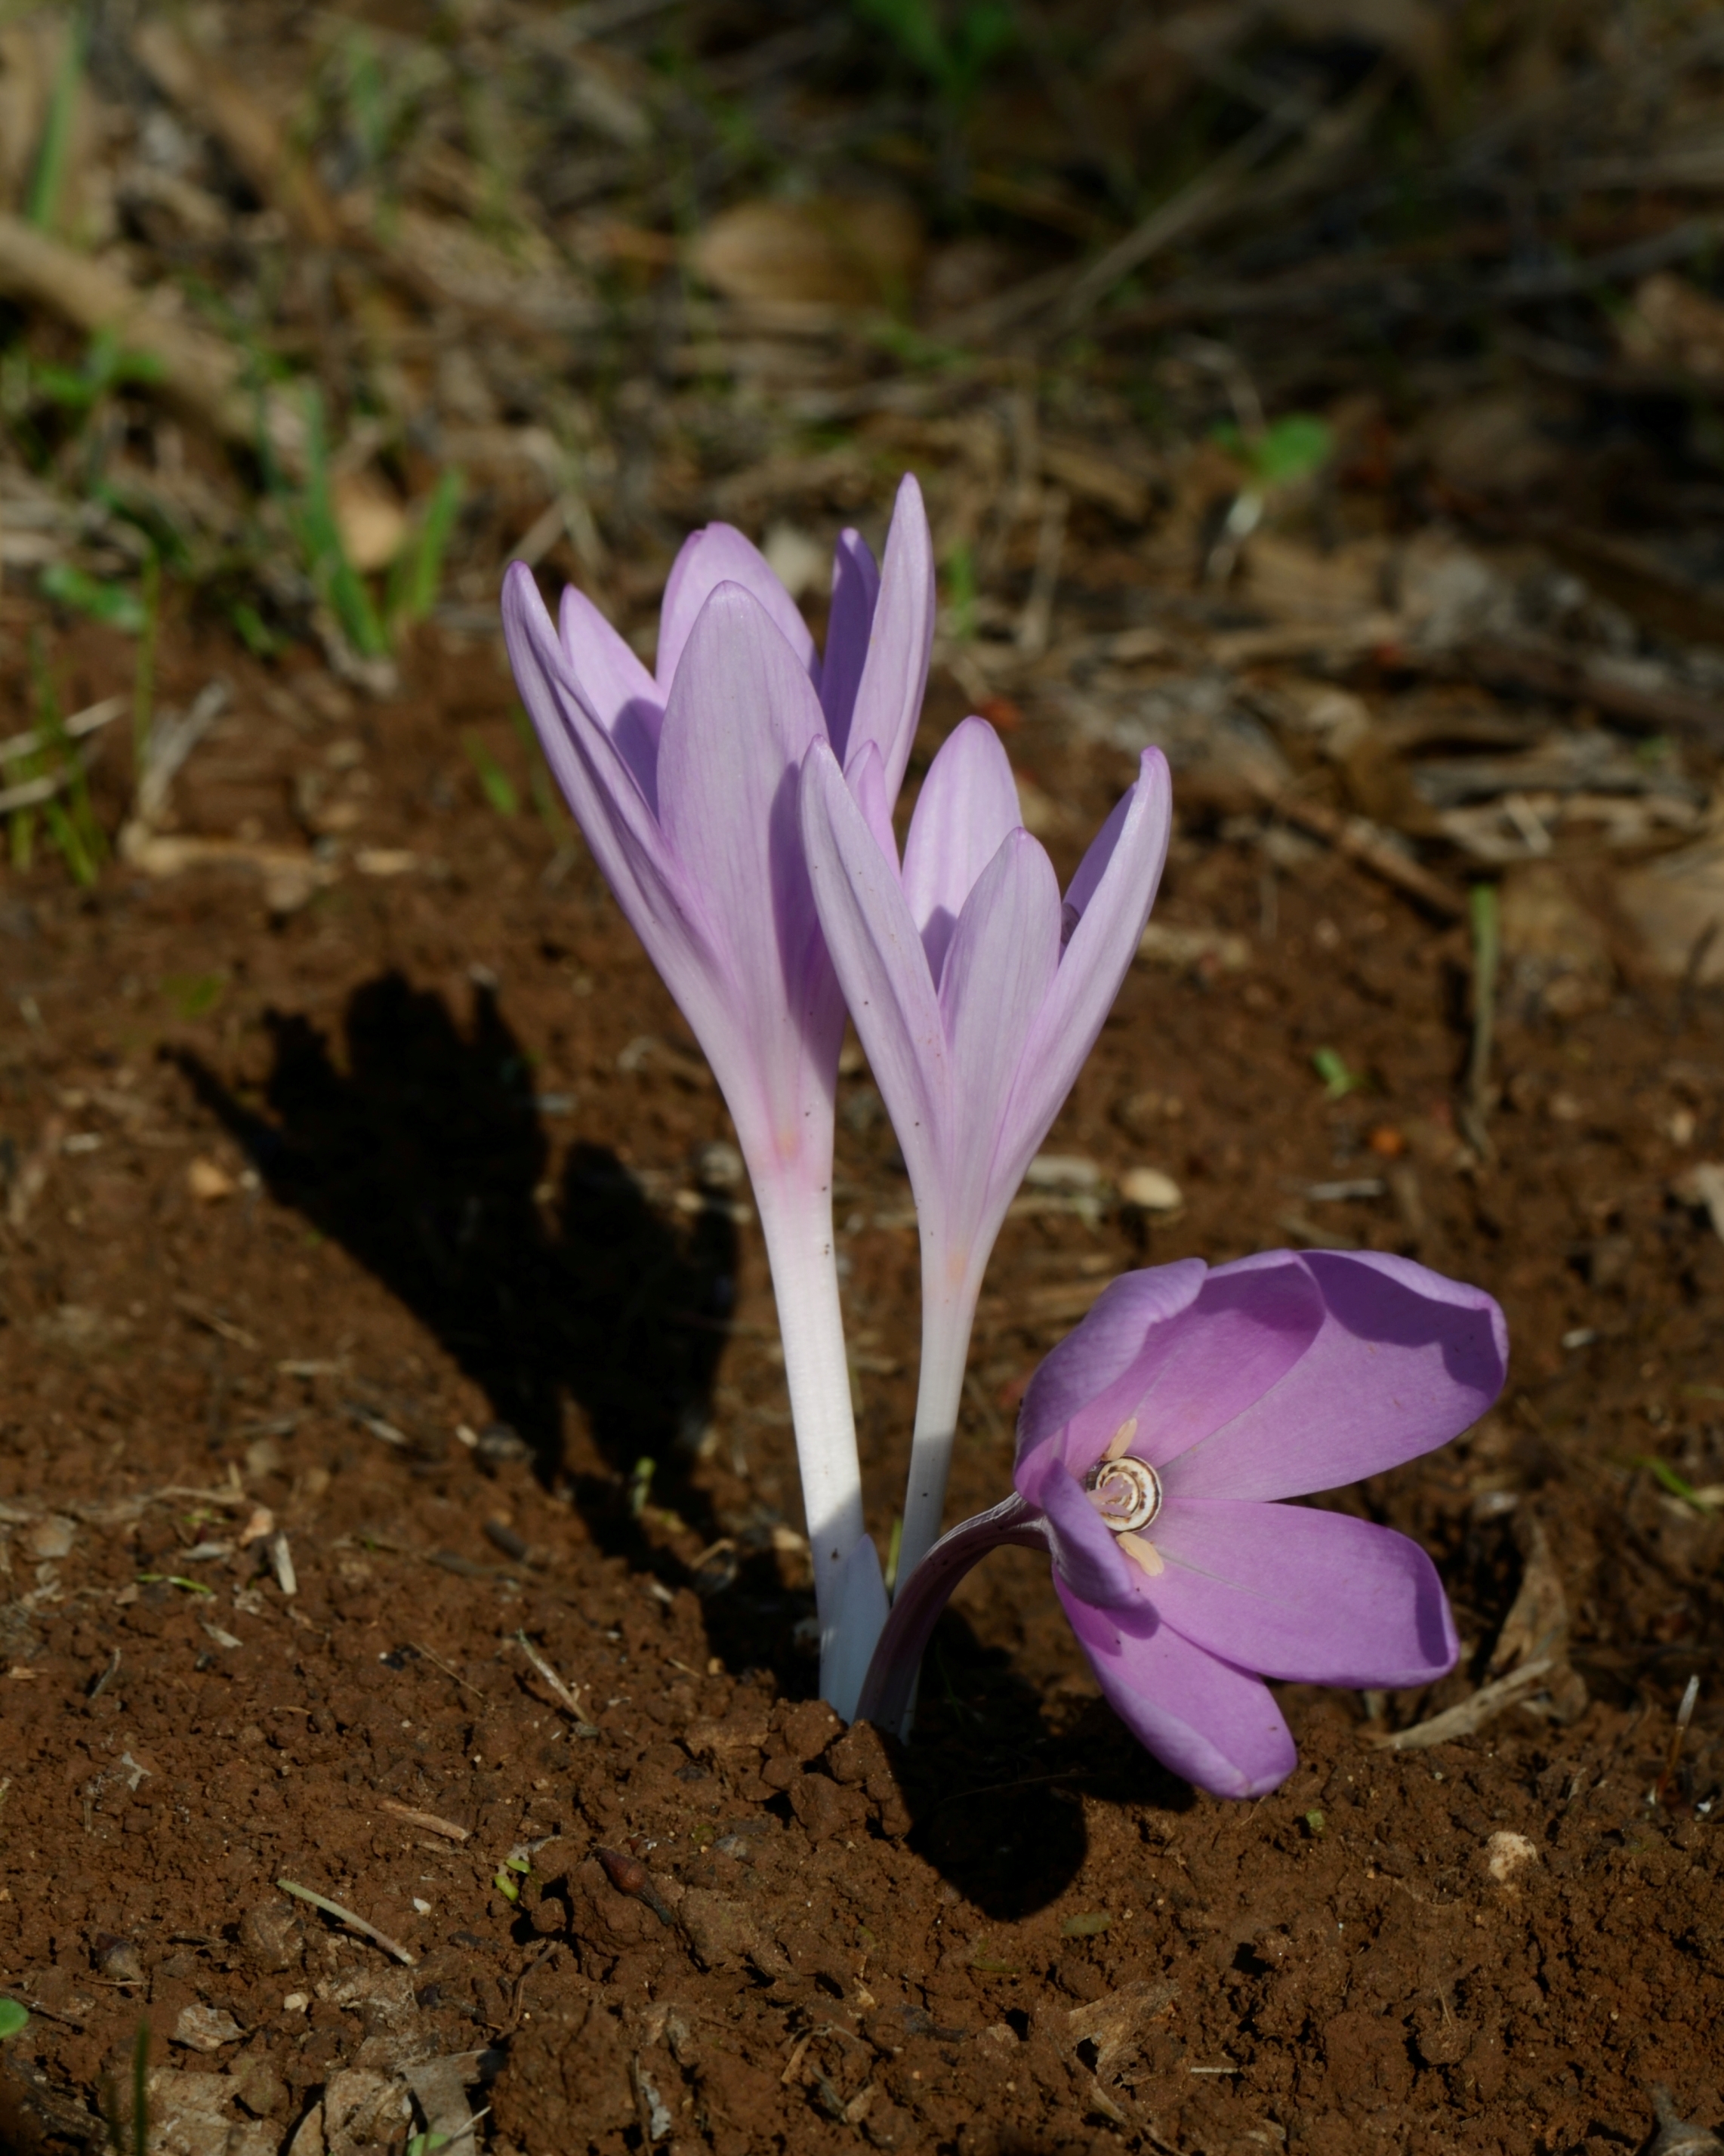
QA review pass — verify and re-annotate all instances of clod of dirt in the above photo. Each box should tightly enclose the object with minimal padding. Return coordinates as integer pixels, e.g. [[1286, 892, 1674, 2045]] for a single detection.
[[1066, 1978, 1180, 2081], [1485, 1830, 1540, 1883], [288, 2067, 412, 2156], [677, 1888, 793, 1978], [146, 2069, 277, 2156], [237, 1901, 303, 1973]]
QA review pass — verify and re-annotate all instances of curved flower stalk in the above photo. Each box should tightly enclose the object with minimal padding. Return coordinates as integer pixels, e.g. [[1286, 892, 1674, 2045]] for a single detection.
[[501, 477, 934, 1716], [857, 1250, 1508, 1796], [800, 717, 1172, 1590]]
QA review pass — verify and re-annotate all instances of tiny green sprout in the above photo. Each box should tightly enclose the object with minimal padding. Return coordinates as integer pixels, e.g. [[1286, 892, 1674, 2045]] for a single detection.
[[1303, 1808, 1326, 1837], [40, 564, 148, 636], [136, 1575, 215, 1596], [463, 733, 520, 818], [1312, 1047, 1365, 1101], [628, 1457, 655, 1519], [1636, 1457, 1717, 1511], [0, 1998, 29, 2038], [1211, 413, 1334, 492], [1060, 1911, 1112, 1938], [505, 1854, 531, 1874], [492, 1868, 520, 1905]]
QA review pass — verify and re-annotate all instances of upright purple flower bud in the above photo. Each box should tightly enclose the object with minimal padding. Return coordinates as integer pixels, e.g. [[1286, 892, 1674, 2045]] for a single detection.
[[800, 717, 1172, 1591], [501, 478, 934, 1713]]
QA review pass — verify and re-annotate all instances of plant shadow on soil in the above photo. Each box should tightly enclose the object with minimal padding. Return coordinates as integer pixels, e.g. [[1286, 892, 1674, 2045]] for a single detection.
[[176, 970, 1136, 1911], [177, 969, 738, 1526]]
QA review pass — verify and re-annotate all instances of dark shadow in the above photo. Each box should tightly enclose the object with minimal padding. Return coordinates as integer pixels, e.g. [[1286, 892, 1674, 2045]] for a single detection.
[[177, 971, 736, 1516], [887, 1600, 1195, 1920]]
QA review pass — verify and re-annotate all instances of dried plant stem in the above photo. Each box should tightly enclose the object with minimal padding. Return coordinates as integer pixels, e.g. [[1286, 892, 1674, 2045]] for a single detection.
[[276, 1880, 416, 1966]]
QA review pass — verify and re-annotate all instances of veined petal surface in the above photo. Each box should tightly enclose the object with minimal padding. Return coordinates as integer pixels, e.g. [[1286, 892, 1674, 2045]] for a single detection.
[[1163, 1249, 1508, 1502], [935, 830, 1061, 1243], [504, 565, 716, 992], [821, 528, 880, 761], [901, 717, 1023, 985], [1060, 1256, 1322, 1480], [1005, 749, 1170, 1152], [655, 584, 837, 1152], [842, 473, 933, 807], [556, 583, 664, 804], [800, 740, 948, 1194], [1015, 1261, 1207, 1472], [1151, 1498, 1458, 1686], [1059, 1584, 1297, 1799], [658, 523, 817, 697]]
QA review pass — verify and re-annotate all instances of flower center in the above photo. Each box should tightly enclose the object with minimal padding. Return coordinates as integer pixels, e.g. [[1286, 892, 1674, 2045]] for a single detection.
[[1083, 1454, 1161, 1534]]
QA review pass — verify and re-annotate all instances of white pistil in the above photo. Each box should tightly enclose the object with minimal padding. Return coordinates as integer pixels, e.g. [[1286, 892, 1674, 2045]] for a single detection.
[[1118, 1531, 1164, 1578]]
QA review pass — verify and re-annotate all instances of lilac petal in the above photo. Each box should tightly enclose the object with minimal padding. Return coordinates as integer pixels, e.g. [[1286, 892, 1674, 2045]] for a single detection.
[[1059, 1579, 1297, 1798], [800, 739, 948, 1195], [937, 829, 1061, 1245], [1152, 1499, 1458, 1686], [1166, 1250, 1509, 1502], [1015, 1261, 1207, 1475], [656, 584, 835, 1139], [1032, 1457, 1140, 1611], [844, 740, 899, 868], [844, 473, 934, 807], [556, 583, 664, 803], [504, 564, 720, 999], [1062, 1256, 1322, 1481], [901, 717, 1022, 985], [657, 523, 818, 697], [1002, 748, 1171, 1167], [821, 528, 881, 762]]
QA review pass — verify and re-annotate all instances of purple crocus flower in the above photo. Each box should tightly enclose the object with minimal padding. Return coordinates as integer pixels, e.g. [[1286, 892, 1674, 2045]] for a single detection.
[[501, 478, 934, 1713], [800, 716, 1172, 1590], [858, 1249, 1507, 1796]]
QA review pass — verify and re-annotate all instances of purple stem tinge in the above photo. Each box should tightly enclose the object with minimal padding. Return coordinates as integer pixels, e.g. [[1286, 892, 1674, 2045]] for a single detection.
[[854, 1494, 1047, 1735]]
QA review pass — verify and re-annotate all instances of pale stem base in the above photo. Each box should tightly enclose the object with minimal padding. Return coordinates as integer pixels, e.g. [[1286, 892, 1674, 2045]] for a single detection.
[[753, 1177, 872, 1706], [895, 1278, 983, 1594]]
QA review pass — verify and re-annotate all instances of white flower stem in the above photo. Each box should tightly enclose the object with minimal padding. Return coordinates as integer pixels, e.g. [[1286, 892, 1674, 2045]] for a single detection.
[[752, 1175, 872, 1702], [895, 1272, 984, 1596]]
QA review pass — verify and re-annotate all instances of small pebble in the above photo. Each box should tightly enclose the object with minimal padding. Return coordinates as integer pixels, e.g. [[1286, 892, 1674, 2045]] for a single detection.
[[1119, 1167, 1183, 1214], [1485, 1830, 1539, 1883], [26, 1516, 76, 1560], [187, 1157, 237, 1202], [173, 2003, 242, 2052], [1025, 1153, 1103, 1190], [93, 1934, 143, 1985]]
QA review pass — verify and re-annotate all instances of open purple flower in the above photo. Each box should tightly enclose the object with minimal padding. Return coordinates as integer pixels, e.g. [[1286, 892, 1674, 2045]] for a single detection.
[[800, 715, 1171, 1589], [858, 1249, 1507, 1797], [501, 477, 933, 1713]]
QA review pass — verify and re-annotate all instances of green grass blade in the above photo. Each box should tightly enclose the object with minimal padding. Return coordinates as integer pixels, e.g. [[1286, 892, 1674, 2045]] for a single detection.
[[25, 5, 88, 233], [387, 467, 464, 627], [463, 733, 519, 817]]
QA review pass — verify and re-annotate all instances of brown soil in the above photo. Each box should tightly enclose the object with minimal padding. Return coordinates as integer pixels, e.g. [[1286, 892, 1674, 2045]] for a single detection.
[[2, 614, 1722, 2156]]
